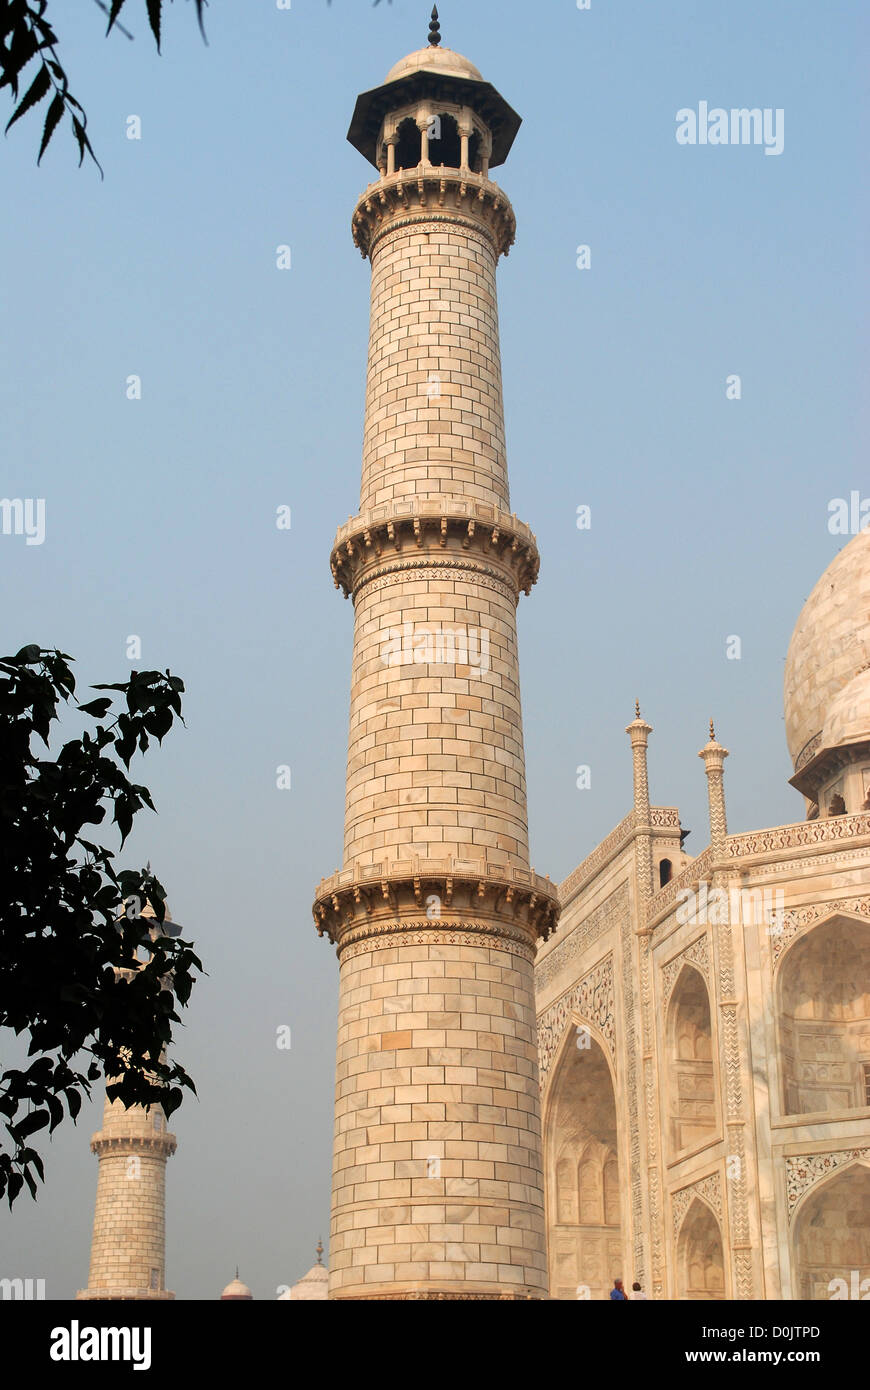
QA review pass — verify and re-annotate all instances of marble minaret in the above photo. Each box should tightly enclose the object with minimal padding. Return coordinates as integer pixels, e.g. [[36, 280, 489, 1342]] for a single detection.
[[313, 12, 559, 1300], [77, 904, 177, 1301]]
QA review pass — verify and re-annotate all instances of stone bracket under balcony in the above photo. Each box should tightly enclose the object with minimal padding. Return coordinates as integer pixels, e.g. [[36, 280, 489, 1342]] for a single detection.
[[312, 858, 560, 955], [330, 500, 540, 600], [351, 166, 516, 259]]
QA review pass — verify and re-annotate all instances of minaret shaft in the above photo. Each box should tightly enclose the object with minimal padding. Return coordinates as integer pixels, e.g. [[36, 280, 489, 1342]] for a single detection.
[[77, 1090, 175, 1301], [315, 43, 557, 1301]]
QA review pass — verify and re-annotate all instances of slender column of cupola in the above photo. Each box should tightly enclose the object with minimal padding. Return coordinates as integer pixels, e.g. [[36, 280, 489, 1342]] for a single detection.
[[313, 13, 559, 1300]]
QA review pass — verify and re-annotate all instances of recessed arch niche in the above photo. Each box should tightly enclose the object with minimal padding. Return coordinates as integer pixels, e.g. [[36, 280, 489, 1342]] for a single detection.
[[778, 916, 870, 1117], [543, 1025, 624, 1300], [676, 1197, 726, 1299], [667, 964, 717, 1157], [792, 1162, 870, 1300]]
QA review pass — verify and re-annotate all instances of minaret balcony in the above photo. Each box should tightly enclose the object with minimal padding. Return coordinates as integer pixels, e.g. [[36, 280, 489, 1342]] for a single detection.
[[330, 498, 539, 599], [352, 164, 516, 259]]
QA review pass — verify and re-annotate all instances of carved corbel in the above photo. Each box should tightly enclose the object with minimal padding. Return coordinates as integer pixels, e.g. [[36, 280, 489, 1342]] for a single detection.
[[440, 517, 448, 547]]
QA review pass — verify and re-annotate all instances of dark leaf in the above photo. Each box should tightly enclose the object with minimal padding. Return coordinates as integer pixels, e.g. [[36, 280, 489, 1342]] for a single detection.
[[5, 63, 51, 133], [37, 91, 64, 164]]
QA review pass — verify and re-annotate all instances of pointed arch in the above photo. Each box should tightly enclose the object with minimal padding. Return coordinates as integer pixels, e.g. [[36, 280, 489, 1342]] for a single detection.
[[777, 914, 870, 1117], [792, 1160, 870, 1300], [427, 111, 461, 168], [676, 1196, 726, 1300], [395, 117, 421, 171], [542, 1016, 626, 1301], [666, 963, 718, 1157]]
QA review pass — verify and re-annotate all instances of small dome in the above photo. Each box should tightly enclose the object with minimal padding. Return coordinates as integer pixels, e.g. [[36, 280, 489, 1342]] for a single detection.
[[220, 1275, 253, 1300], [784, 527, 870, 767], [281, 1262, 328, 1301], [279, 1241, 328, 1300], [821, 667, 870, 749], [385, 46, 483, 85]]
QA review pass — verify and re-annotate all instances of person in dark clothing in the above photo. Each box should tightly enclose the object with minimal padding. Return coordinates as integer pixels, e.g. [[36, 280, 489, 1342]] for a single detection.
[[610, 1278, 627, 1300]]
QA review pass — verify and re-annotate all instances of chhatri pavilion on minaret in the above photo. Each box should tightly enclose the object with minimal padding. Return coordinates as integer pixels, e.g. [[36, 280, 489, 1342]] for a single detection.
[[312, 8, 560, 1300]]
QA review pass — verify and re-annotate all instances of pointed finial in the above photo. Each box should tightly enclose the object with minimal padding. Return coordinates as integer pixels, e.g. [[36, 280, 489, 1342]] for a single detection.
[[235, 1264, 239, 1279], [635, 699, 641, 719], [428, 5, 441, 46], [709, 718, 715, 742], [316, 1238, 324, 1265]]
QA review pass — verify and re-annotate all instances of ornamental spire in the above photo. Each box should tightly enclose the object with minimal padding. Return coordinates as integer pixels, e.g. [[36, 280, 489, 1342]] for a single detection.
[[428, 5, 441, 46]]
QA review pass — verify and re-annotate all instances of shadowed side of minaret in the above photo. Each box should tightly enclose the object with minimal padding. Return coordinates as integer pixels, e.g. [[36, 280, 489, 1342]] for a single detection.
[[313, 18, 559, 1300]]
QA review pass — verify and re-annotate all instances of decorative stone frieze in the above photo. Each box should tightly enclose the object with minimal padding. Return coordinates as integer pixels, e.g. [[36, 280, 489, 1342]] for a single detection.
[[726, 811, 870, 860]]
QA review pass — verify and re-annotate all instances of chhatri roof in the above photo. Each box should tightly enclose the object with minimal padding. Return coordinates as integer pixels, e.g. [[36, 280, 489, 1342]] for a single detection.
[[347, 8, 521, 170]]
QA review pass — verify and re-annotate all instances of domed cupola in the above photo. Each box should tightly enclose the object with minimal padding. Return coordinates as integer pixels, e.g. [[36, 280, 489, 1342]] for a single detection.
[[346, 6, 521, 252], [784, 527, 870, 816]]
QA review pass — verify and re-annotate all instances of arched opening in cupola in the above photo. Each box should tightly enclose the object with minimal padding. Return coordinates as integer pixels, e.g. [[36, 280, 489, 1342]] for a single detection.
[[427, 112, 461, 168], [395, 117, 421, 171]]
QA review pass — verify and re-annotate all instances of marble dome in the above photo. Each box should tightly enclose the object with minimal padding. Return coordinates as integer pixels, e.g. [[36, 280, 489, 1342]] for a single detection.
[[220, 1275, 253, 1300], [784, 527, 870, 768], [278, 1261, 328, 1301], [384, 46, 483, 85], [821, 666, 870, 749]]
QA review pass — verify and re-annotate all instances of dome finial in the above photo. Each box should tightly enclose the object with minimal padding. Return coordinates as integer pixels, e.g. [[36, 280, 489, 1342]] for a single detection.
[[635, 699, 641, 719], [709, 718, 715, 742], [428, 5, 441, 47], [316, 1238, 324, 1265]]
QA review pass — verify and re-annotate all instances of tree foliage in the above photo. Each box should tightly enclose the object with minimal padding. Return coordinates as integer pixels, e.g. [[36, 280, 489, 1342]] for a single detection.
[[2, 0, 394, 170], [1, 0, 207, 170], [0, 645, 201, 1206]]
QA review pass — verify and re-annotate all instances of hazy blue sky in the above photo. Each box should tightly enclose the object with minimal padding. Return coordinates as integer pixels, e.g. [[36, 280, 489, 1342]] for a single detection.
[[1, 0, 865, 1299]]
